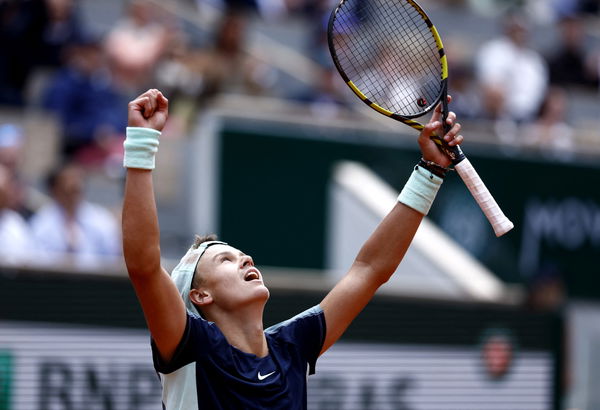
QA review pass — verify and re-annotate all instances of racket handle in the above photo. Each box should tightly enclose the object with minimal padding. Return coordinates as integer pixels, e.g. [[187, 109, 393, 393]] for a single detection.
[[454, 158, 514, 237]]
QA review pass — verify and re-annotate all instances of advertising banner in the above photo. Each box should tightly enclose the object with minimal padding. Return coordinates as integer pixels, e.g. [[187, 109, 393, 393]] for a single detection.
[[308, 343, 552, 410], [0, 321, 553, 410], [0, 322, 161, 410]]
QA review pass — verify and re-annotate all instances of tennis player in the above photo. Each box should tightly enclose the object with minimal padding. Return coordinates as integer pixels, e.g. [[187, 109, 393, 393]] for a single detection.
[[121, 89, 463, 409]]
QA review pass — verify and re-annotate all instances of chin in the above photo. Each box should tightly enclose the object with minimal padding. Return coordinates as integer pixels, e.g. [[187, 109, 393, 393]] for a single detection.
[[257, 285, 270, 301], [241, 286, 269, 310]]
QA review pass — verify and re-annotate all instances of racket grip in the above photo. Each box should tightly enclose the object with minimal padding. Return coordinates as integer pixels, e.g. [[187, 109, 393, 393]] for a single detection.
[[454, 158, 514, 237]]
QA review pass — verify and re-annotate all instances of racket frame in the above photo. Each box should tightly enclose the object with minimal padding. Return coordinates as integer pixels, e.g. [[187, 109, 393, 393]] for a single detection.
[[327, 0, 514, 237]]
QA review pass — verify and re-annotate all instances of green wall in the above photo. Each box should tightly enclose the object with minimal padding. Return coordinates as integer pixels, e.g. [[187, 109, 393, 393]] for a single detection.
[[217, 125, 600, 298]]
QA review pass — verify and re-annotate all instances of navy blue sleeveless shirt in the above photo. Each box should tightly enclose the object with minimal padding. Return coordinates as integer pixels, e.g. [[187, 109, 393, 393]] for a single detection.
[[151, 305, 326, 409]]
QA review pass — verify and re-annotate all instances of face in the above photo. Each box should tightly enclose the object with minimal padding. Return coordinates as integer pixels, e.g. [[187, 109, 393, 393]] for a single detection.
[[506, 18, 528, 47], [482, 336, 513, 378], [217, 14, 245, 54], [52, 166, 83, 213], [193, 244, 269, 312]]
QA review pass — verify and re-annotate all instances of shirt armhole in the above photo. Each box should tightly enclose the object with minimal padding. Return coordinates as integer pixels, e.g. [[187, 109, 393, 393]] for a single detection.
[[308, 307, 327, 375], [151, 314, 193, 374]]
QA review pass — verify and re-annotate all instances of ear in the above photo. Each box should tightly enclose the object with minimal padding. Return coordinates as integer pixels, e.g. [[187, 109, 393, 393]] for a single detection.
[[189, 288, 213, 307]]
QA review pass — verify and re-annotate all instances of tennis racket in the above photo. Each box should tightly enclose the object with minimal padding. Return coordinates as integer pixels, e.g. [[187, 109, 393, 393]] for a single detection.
[[327, 0, 513, 237]]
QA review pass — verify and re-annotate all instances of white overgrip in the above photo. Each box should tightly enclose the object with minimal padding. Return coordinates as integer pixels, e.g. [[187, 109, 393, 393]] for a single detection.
[[454, 158, 514, 237]]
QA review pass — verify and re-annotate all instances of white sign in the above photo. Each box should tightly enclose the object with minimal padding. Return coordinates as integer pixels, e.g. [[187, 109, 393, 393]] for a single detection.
[[0, 321, 162, 410], [0, 322, 553, 410], [309, 343, 553, 410]]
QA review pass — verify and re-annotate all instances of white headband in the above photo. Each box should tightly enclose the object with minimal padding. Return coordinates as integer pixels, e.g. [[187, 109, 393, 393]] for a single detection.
[[170, 240, 227, 316]]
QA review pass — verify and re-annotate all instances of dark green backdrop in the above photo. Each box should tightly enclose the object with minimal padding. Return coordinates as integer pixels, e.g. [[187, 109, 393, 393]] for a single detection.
[[217, 124, 600, 298]]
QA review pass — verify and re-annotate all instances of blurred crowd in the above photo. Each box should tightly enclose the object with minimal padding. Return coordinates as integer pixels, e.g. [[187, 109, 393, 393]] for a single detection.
[[0, 0, 598, 269], [448, 2, 599, 158]]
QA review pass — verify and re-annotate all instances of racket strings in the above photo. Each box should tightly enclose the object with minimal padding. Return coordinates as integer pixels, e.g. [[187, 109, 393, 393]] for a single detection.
[[331, 0, 443, 116]]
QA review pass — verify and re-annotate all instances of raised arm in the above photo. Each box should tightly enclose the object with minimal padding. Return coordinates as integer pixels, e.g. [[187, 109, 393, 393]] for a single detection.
[[122, 89, 186, 362], [319, 102, 463, 354]]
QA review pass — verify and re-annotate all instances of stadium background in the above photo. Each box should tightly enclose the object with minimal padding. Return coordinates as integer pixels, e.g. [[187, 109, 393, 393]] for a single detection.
[[0, 0, 599, 409]]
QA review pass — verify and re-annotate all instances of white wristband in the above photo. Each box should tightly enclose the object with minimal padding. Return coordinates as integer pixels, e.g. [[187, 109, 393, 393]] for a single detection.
[[397, 165, 443, 215], [123, 127, 161, 169]]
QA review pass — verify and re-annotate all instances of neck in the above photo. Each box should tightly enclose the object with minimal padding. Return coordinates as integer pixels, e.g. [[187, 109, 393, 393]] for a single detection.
[[207, 304, 268, 357]]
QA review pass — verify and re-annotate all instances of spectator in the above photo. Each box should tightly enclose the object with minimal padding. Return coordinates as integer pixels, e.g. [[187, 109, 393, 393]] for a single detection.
[[521, 86, 575, 159], [0, 0, 44, 105], [525, 261, 566, 312], [547, 14, 599, 89], [42, 36, 128, 167], [552, 0, 600, 17], [479, 328, 516, 381], [0, 124, 23, 175], [0, 0, 85, 106], [104, 0, 172, 93], [37, 0, 87, 68], [474, 11, 548, 123], [0, 163, 32, 264], [448, 63, 482, 119], [188, 10, 271, 100], [29, 163, 121, 268], [154, 33, 207, 132], [291, 24, 351, 116], [445, 36, 482, 119], [293, 64, 351, 117], [155, 9, 272, 128], [0, 124, 36, 219]]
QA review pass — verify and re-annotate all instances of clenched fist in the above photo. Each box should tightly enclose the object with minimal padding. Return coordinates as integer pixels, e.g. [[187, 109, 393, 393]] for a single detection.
[[128, 89, 169, 131]]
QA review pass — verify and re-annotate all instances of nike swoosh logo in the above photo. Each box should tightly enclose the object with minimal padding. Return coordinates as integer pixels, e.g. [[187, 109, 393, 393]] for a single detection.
[[257, 371, 276, 381]]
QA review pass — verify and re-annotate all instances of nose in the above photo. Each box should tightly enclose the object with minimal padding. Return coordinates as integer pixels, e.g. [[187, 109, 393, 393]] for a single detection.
[[241, 255, 254, 268]]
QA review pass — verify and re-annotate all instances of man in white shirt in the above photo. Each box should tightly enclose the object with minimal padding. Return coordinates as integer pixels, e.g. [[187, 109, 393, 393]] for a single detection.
[[475, 12, 548, 123], [0, 164, 31, 264], [30, 163, 121, 268]]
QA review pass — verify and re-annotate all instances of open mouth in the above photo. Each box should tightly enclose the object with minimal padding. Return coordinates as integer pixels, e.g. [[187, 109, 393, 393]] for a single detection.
[[244, 270, 260, 281]]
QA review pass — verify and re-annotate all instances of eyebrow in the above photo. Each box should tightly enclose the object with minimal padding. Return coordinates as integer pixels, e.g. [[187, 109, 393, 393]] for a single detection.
[[212, 250, 246, 260]]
